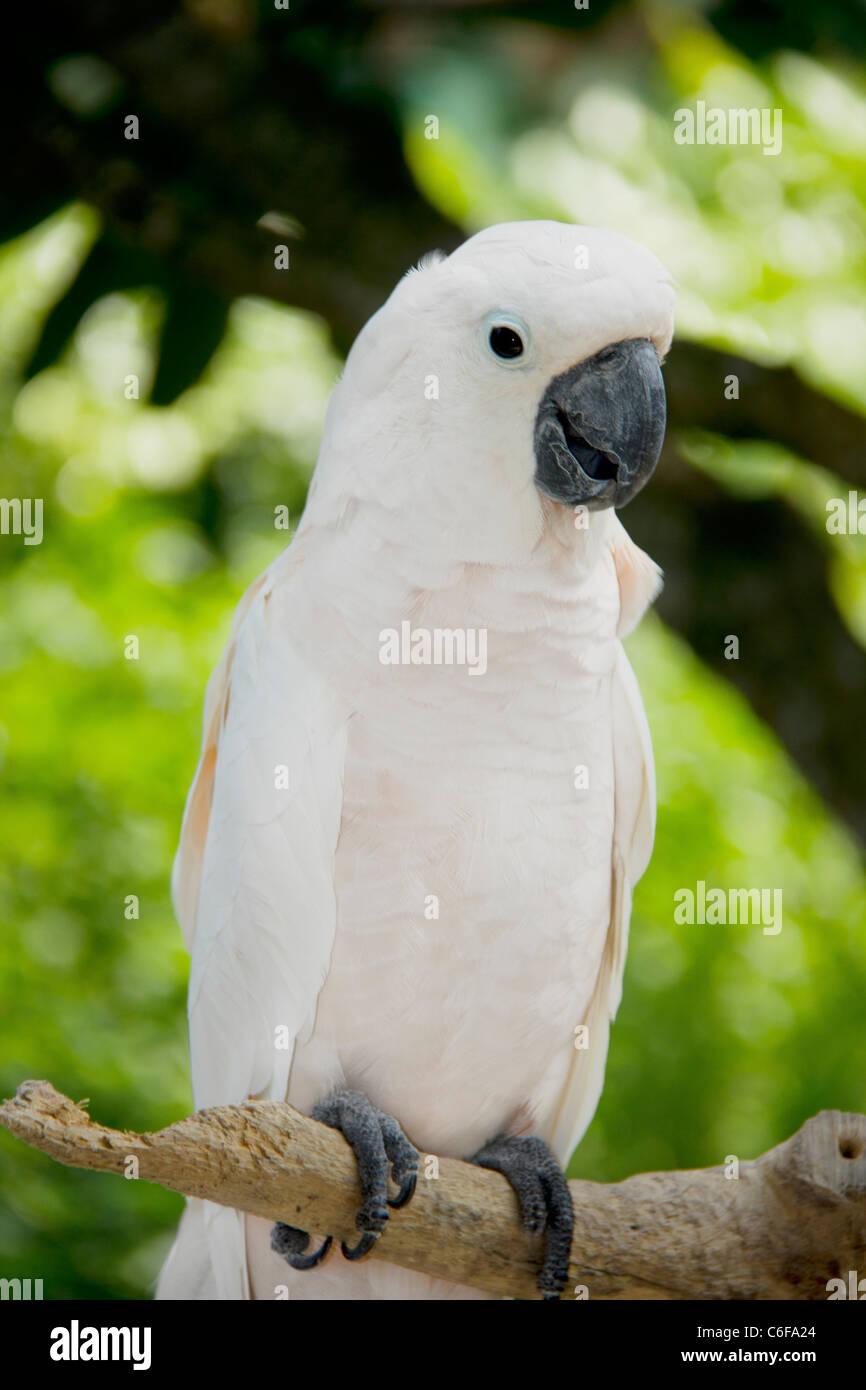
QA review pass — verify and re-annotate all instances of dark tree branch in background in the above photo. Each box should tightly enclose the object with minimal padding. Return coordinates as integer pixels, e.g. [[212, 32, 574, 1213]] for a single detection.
[[665, 345, 865, 490], [2, 1081, 865, 1300], [6, 0, 467, 368], [5, 2, 866, 841], [632, 437, 866, 846]]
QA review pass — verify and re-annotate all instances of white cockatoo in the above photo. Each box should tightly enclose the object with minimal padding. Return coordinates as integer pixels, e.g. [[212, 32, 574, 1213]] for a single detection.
[[156, 220, 674, 1301]]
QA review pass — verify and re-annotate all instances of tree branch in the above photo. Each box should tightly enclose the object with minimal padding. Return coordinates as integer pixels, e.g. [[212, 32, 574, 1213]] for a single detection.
[[2, 1080, 865, 1300]]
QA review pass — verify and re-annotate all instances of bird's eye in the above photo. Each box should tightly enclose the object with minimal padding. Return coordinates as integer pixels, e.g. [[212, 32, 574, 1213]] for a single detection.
[[489, 324, 525, 359]]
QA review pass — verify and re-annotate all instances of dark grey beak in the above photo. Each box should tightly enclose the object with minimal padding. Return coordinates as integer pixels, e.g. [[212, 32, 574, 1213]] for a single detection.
[[533, 337, 666, 510]]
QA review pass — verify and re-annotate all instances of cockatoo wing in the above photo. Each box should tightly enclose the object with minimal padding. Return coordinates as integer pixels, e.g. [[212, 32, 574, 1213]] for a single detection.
[[172, 570, 269, 948], [163, 542, 348, 1299], [546, 522, 660, 1168]]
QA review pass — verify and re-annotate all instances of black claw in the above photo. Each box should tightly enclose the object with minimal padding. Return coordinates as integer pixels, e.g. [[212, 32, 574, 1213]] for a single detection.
[[389, 1170, 417, 1209], [288, 1235, 333, 1270], [470, 1133, 574, 1300], [270, 1223, 333, 1270], [340, 1231, 381, 1261]]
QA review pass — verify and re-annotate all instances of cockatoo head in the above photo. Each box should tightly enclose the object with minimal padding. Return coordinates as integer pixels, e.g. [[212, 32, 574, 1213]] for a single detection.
[[308, 220, 674, 566]]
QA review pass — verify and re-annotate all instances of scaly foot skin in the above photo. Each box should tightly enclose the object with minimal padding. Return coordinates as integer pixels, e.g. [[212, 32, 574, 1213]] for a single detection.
[[471, 1133, 574, 1300], [271, 1088, 419, 1270]]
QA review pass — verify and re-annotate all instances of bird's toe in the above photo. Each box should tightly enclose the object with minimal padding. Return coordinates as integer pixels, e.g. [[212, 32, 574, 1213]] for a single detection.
[[471, 1133, 574, 1299]]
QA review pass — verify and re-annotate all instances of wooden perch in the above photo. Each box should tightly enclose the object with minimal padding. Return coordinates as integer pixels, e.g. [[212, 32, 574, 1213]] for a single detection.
[[2, 1081, 865, 1299]]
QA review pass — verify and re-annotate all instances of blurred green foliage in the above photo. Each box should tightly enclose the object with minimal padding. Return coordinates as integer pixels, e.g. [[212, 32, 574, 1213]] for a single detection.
[[0, 219, 339, 1297], [1, 7, 865, 1297]]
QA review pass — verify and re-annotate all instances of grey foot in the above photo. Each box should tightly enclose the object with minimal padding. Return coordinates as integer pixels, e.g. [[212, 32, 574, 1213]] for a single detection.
[[271, 1088, 419, 1269], [471, 1133, 574, 1300]]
